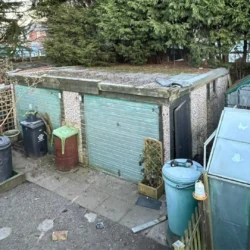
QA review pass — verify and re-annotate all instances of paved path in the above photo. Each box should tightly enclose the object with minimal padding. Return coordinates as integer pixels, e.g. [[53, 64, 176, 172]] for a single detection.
[[12, 150, 168, 246], [0, 183, 169, 250]]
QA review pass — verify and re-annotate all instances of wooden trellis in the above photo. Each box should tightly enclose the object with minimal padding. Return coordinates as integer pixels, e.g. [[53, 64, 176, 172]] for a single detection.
[[143, 138, 163, 186], [0, 85, 15, 133]]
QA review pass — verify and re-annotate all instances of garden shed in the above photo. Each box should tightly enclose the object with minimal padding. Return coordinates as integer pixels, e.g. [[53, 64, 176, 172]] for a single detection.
[[207, 107, 250, 250], [226, 75, 250, 109], [10, 66, 229, 183]]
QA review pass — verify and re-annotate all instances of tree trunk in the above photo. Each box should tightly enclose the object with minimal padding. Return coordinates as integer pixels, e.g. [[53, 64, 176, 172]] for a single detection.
[[243, 39, 248, 63]]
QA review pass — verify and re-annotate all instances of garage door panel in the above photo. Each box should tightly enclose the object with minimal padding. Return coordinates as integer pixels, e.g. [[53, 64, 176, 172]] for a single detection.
[[87, 125, 158, 138], [88, 134, 150, 150], [88, 154, 142, 179], [86, 116, 158, 128], [87, 109, 159, 122], [85, 95, 160, 183], [88, 141, 143, 159], [86, 97, 156, 109]]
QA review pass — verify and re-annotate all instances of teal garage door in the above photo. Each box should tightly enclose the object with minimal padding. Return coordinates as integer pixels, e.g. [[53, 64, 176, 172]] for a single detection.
[[84, 95, 160, 183]]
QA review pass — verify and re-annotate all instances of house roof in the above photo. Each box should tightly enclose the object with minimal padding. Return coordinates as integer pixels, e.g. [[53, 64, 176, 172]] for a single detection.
[[9, 66, 229, 99]]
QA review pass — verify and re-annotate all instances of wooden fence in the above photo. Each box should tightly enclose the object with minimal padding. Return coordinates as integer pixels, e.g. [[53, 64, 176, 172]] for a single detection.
[[173, 203, 207, 250]]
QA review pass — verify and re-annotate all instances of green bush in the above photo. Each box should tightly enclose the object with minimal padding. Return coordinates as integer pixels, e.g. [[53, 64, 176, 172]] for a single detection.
[[45, 4, 115, 66]]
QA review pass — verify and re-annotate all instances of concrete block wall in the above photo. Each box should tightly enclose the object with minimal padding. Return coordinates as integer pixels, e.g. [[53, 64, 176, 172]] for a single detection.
[[162, 104, 170, 162], [62, 91, 84, 163]]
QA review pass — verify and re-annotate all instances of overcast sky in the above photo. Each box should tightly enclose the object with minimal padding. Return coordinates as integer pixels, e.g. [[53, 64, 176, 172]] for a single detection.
[[4, 0, 45, 26]]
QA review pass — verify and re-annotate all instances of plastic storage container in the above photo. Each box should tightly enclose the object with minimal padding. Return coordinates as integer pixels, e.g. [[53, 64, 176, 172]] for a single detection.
[[52, 126, 78, 172], [20, 120, 48, 158], [0, 136, 12, 182], [162, 159, 203, 236]]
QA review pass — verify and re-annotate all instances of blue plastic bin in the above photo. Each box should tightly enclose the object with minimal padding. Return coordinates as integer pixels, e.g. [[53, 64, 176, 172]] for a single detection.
[[162, 159, 203, 236]]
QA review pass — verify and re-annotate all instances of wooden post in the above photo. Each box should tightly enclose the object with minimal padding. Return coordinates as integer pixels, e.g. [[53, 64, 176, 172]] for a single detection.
[[173, 240, 185, 250], [203, 172, 214, 250]]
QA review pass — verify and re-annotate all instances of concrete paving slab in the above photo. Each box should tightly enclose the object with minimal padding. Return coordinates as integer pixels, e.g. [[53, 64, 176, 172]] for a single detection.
[[146, 220, 168, 246], [66, 167, 100, 185], [12, 151, 28, 165], [35, 172, 70, 191], [25, 168, 53, 183], [94, 173, 140, 203], [12, 151, 35, 173], [54, 179, 90, 200], [119, 205, 165, 229], [94, 196, 133, 222], [75, 186, 110, 211], [11, 150, 168, 247], [0, 182, 169, 250]]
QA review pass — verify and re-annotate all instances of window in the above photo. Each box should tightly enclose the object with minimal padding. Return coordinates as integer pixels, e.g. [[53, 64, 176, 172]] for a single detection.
[[213, 80, 216, 93], [207, 83, 210, 100]]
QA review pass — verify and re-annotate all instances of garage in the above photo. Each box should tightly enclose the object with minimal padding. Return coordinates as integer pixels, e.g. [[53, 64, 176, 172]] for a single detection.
[[84, 95, 160, 182]]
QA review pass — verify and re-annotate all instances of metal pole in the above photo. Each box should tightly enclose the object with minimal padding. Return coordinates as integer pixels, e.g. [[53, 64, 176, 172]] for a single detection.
[[203, 130, 216, 170]]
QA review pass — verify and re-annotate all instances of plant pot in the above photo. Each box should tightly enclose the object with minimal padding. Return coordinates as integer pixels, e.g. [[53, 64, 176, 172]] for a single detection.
[[138, 178, 164, 200], [3, 129, 20, 144]]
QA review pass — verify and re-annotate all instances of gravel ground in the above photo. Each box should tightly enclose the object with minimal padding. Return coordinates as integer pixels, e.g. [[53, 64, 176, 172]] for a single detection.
[[0, 182, 169, 250]]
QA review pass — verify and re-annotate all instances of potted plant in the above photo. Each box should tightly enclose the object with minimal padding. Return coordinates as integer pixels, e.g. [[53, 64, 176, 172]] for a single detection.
[[24, 110, 38, 122], [138, 139, 164, 199]]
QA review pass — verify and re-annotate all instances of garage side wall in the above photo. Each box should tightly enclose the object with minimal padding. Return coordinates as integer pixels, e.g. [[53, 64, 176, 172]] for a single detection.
[[190, 85, 208, 159], [207, 75, 228, 136], [191, 74, 229, 161], [62, 91, 83, 163]]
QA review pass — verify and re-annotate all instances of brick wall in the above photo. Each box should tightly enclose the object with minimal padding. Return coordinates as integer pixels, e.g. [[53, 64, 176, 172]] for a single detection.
[[28, 31, 46, 41]]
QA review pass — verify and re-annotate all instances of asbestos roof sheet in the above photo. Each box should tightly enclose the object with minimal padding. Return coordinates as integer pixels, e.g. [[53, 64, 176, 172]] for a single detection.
[[11, 66, 228, 90]]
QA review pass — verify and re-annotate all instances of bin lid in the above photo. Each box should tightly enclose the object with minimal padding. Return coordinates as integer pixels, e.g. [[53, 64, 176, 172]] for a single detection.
[[20, 119, 44, 129], [0, 136, 11, 149], [52, 126, 78, 154], [162, 159, 202, 184]]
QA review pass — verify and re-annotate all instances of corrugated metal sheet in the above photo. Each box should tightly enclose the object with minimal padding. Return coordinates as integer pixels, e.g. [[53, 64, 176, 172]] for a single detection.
[[84, 95, 160, 182]]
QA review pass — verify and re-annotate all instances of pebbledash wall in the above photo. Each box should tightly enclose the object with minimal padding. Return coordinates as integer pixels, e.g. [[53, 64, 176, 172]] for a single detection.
[[190, 75, 229, 158], [62, 91, 84, 164], [12, 67, 230, 181]]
